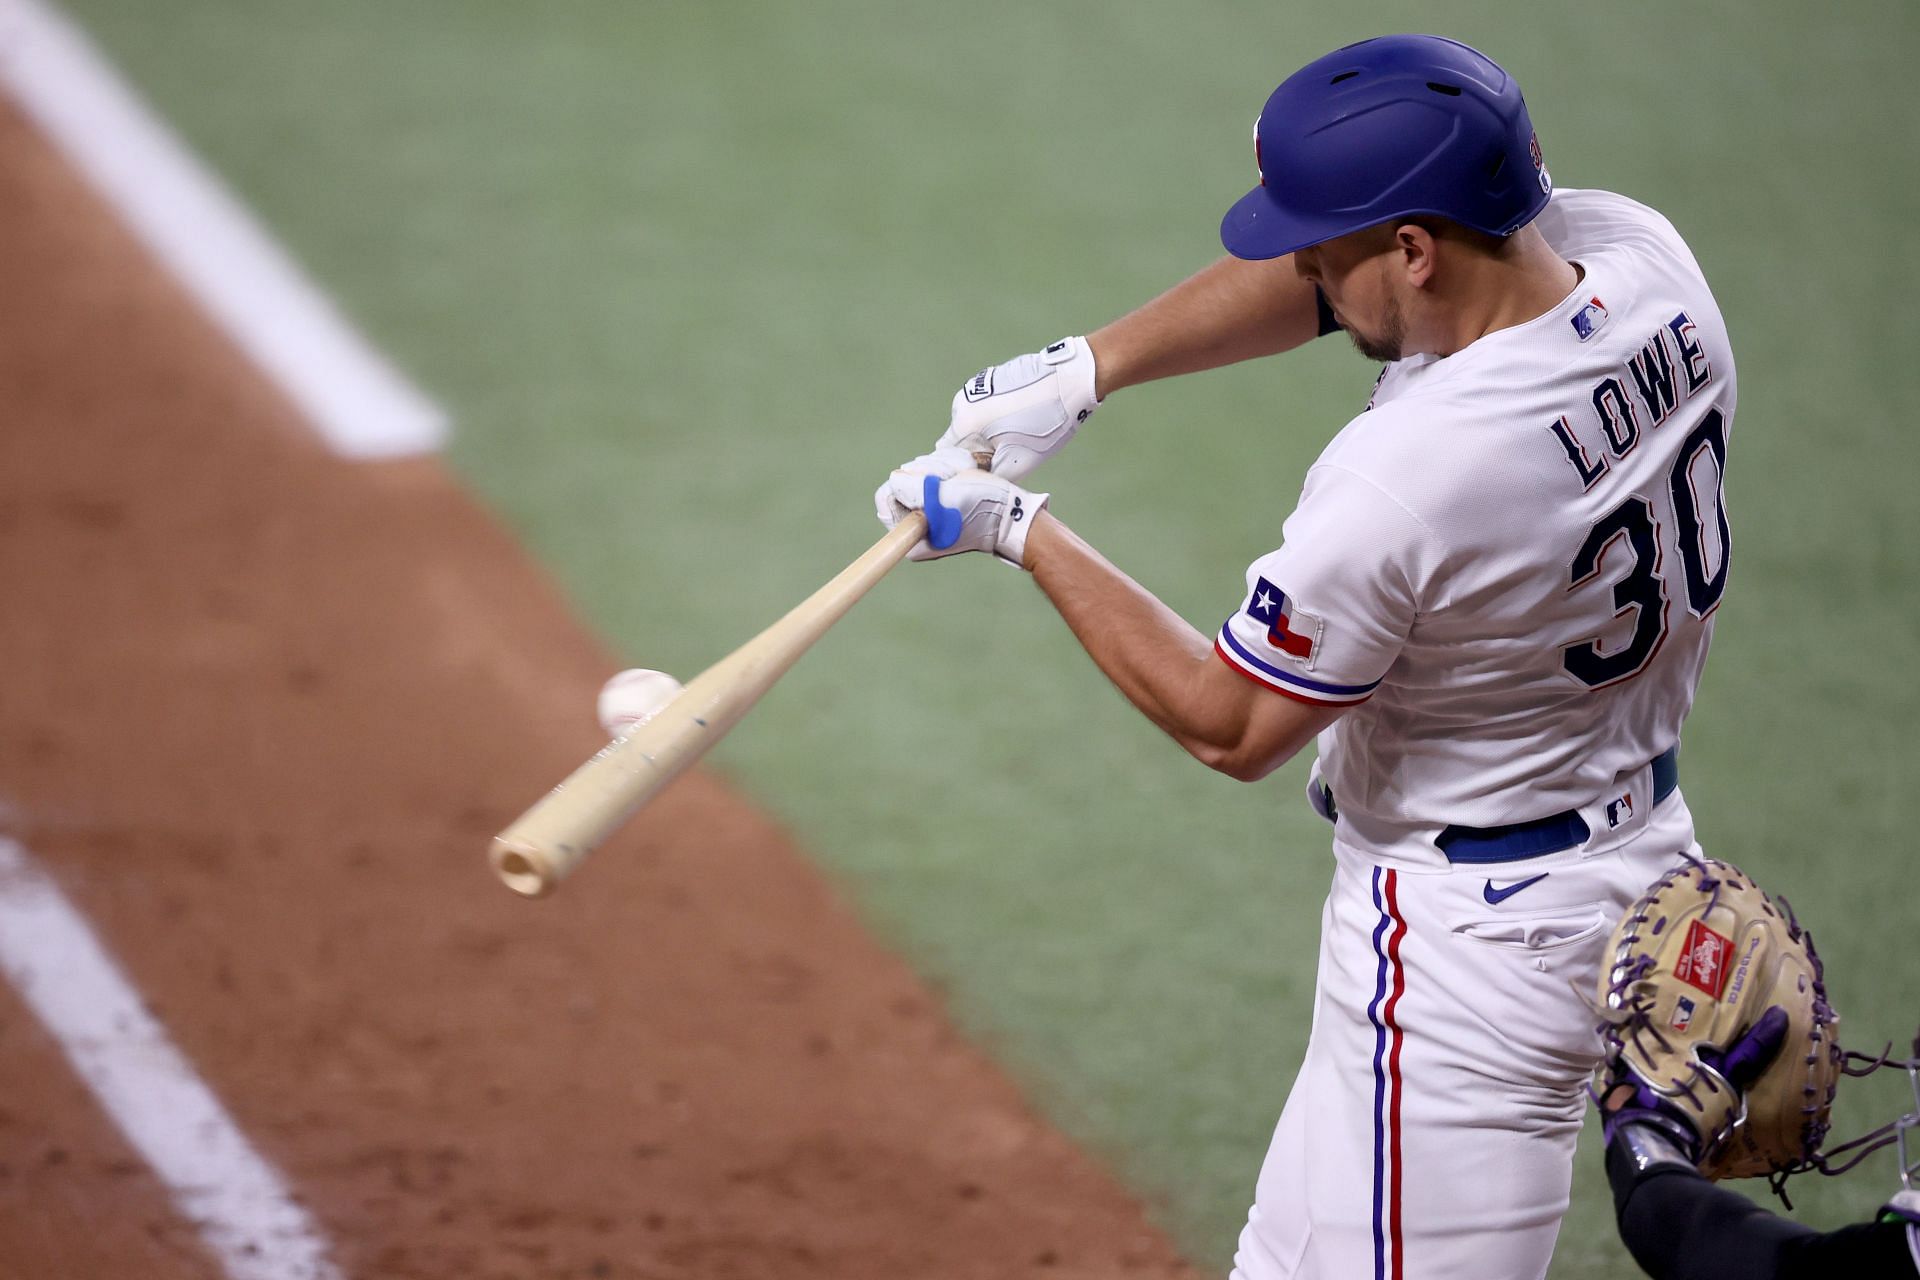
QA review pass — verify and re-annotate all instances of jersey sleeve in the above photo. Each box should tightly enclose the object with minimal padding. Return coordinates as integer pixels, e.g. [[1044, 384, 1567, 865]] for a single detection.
[[1214, 464, 1433, 706]]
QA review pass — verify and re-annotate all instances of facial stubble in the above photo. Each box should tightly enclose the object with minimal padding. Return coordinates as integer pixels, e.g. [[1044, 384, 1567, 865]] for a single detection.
[[1345, 291, 1407, 364]]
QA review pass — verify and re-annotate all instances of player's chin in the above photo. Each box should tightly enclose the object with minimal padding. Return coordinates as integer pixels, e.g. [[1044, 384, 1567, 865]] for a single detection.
[[1345, 327, 1402, 363]]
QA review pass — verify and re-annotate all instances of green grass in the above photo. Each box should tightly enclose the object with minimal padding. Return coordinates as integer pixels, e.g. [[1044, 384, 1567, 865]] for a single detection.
[[56, 1, 1920, 1274]]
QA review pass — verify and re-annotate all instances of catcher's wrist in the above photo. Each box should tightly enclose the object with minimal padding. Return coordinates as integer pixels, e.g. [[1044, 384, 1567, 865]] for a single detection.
[[1609, 1112, 1701, 1175]]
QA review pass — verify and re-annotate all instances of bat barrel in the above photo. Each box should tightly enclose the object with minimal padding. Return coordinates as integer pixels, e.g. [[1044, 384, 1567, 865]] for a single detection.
[[487, 512, 928, 897], [487, 716, 704, 896]]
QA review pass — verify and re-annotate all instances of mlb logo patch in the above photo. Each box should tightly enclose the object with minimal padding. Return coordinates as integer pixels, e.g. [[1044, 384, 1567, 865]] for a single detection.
[[1670, 996, 1696, 1033], [1606, 792, 1634, 828], [1571, 296, 1609, 341], [1674, 920, 1733, 1000], [1246, 576, 1322, 667]]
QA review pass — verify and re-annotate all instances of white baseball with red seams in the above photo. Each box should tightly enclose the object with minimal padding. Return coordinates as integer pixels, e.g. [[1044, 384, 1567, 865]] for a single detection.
[[596, 668, 684, 739], [1221, 189, 1737, 1280]]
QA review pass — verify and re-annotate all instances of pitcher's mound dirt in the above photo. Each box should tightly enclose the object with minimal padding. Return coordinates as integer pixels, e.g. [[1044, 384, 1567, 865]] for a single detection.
[[0, 100, 1199, 1280]]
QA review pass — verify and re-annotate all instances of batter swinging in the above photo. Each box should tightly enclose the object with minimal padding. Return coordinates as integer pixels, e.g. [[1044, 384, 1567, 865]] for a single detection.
[[876, 34, 1736, 1279]]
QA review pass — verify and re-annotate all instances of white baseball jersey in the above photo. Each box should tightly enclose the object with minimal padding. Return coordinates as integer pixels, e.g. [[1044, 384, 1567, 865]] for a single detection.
[[1220, 189, 1737, 1280], [1216, 187, 1736, 868]]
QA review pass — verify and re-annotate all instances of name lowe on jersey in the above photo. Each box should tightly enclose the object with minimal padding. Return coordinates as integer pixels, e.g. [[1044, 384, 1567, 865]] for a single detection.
[[1216, 188, 1737, 868]]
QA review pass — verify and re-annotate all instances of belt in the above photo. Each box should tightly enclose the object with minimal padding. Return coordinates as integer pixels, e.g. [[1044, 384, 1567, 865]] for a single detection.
[[1437, 746, 1679, 864], [1315, 746, 1680, 866]]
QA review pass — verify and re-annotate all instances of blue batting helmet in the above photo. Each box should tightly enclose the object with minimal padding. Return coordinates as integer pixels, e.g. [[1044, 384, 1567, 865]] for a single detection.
[[1220, 34, 1551, 260]]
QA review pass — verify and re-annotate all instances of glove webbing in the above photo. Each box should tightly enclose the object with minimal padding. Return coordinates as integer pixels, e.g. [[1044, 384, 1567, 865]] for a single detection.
[[1769, 1029, 1920, 1208]]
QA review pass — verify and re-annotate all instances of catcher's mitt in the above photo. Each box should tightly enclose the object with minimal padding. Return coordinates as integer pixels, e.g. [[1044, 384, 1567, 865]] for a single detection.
[[1595, 856, 1843, 1181]]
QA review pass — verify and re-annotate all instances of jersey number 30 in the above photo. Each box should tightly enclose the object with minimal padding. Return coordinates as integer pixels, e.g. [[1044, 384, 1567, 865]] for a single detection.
[[1563, 409, 1730, 688]]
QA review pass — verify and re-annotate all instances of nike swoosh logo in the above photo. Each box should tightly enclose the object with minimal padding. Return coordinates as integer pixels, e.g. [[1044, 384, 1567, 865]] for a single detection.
[[1482, 873, 1550, 905]]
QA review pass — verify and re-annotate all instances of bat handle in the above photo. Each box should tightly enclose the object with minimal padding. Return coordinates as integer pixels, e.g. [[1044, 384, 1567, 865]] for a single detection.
[[923, 474, 964, 550]]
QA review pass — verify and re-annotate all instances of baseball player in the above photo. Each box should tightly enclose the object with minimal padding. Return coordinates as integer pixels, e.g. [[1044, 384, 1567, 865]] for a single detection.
[[876, 33, 1737, 1280]]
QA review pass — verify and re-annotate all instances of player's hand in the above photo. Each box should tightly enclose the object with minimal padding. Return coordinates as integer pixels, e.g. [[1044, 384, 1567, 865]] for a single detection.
[[875, 452, 1049, 567], [1600, 1005, 1789, 1163], [936, 336, 1098, 482], [872, 446, 972, 530]]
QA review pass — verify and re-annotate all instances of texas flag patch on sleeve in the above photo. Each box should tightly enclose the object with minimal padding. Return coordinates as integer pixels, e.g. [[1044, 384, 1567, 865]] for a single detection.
[[1214, 576, 1381, 706], [1246, 576, 1323, 665]]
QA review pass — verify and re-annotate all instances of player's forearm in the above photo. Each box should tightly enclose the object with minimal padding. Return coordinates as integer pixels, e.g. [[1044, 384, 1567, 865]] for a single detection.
[[1088, 255, 1322, 398], [1022, 511, 1308, 779], [1605, 1137, 1816, 1280]]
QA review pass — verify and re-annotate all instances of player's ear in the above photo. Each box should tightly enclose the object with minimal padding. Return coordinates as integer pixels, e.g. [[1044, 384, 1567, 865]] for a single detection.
[[1395, 223, 1437, 289]]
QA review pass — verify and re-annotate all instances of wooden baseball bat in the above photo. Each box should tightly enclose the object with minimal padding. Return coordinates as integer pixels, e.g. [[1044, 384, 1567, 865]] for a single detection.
[[489, 509, 933, 897]]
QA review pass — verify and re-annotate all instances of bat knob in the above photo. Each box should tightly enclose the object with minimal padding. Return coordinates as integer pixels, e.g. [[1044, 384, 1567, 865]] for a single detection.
[[923, 474, 964, 550]]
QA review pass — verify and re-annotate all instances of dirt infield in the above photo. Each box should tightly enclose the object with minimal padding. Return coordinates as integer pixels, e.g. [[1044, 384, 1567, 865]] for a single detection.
[[0, 101, 1197, 1280]]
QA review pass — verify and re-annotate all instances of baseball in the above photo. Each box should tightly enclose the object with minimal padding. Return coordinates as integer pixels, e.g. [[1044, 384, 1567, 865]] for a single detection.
[[596, 668, 684, 738]]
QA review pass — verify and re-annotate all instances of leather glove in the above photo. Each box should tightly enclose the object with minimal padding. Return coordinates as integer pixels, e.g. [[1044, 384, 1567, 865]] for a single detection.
[[1594, 857, 1844, 1180], [937, 336, 1098, 482]]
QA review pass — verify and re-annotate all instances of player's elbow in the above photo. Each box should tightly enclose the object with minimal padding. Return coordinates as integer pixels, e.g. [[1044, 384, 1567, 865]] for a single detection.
[[1185, 705, 1331, 780], [1221, 754, 1286, 783], [1178, 658, 1332, 781], [1191, 738, 1291, 782]]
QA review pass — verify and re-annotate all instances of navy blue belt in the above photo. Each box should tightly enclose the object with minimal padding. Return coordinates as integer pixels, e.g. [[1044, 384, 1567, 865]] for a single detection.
[[1317, 746, 1680, 866]]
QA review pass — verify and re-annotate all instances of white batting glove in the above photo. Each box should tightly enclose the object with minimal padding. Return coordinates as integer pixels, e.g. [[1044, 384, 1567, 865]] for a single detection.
[[873, 445, 974, 527], [937, 336, 1099, 482], [875, 453, 1049, 567]]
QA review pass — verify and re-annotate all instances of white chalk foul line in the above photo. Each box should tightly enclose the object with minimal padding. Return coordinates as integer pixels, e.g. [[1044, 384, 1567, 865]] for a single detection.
[[0, 838, 344, 1280], [0, 0, 447, 458]]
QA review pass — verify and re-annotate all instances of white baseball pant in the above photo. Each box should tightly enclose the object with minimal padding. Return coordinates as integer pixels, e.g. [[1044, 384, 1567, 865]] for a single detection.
[[1231, 798, 1698, 1280]]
